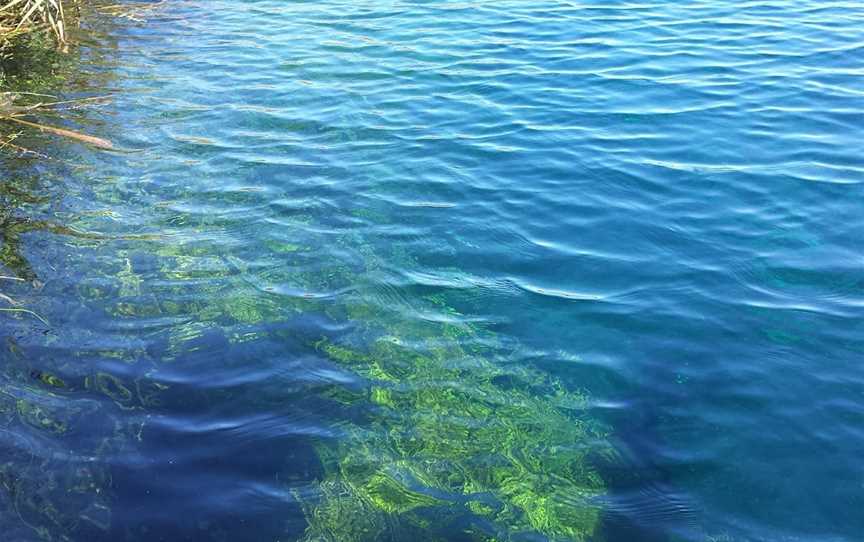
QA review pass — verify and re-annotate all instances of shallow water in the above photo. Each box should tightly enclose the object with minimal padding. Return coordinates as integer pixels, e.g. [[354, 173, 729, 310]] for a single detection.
[[1, 1, 863, 541]]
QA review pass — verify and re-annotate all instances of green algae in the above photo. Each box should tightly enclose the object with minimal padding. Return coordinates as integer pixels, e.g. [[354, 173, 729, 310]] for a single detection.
[[16, 400, 67, 434], [108, 211, 613, 540], [33, 372, 66, 389], [3, 185, 615, 541], [87, 373, 134, 408], [305, 332, 608, 541], [264, 240, 303, 253], [270, 223, 613, 541]]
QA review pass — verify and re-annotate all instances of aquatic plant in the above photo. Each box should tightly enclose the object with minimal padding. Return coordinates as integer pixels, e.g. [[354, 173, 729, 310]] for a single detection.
[[95, 205, 612, 540], [224, 223, 611, 541], [298, 314, 609, 541], [0, 27, 613, 534], [1, 333, 159, 541], [1, 1, 167, 152]]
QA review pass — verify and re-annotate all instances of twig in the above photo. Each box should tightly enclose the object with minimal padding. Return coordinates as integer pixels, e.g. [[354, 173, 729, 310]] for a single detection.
[[26, 94, 113, 109], [0, 138, 51, 159], [1, 115, 113, 149], [2, 92, 57, 99], [0, 307, 49, 325], [0, 130, 22, 151]]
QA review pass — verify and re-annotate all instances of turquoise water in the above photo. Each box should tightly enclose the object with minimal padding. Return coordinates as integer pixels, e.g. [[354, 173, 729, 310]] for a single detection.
[[2, 0, 863, 540]]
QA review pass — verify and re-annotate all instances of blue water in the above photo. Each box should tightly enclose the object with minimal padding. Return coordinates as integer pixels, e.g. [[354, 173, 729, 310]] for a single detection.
[[1, 1, 863, 541]]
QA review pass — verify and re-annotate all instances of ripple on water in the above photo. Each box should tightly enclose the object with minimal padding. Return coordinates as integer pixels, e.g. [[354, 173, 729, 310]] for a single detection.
[[2, 0, 864, 541]]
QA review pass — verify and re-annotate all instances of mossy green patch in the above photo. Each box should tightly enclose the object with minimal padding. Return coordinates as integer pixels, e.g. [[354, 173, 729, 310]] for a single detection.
[[16, 399, 66, 434], [304, 319, 608, 541]]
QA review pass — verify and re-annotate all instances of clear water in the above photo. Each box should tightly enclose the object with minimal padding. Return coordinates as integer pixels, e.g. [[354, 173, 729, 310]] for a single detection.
[[1, 1, 863, 541]]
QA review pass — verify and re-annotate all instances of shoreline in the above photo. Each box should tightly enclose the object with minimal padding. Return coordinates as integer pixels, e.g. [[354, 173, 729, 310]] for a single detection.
[[1, 1, 157, 151]]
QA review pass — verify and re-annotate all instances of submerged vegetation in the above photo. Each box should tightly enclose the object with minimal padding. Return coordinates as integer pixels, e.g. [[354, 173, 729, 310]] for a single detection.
[[70, 192, 614, 540], [292, 233, 611, 541], [1, 3, 614, 540], [305, 332, 609, 541], [120, 214, 615, 539]]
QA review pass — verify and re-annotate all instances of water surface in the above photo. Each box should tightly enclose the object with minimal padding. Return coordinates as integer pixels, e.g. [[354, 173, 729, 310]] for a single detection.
[[1, 1, 863, 541]]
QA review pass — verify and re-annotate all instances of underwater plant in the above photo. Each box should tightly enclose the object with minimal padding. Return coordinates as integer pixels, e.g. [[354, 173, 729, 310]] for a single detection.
[[0, 23, 614, 533], [302, 330, 609, 541], [1, 331, 161, 541], [235, 224, 615, 541], [93, 206, 613, 541]]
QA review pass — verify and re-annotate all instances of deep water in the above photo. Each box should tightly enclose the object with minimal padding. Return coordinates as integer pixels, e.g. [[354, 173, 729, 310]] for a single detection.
[[1, 1, 863, 541]]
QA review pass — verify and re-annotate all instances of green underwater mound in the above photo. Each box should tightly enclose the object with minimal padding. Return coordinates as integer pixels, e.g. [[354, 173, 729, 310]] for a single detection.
[[236, 228, 613, 540], [295, 317, 610, 542], [270, 221, 614, 541]]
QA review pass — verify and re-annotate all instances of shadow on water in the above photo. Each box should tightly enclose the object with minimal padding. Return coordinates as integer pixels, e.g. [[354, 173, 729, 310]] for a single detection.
[[105, 314, 353, 542], [595, 396, 702, 542], [106, 355, 319, 540]]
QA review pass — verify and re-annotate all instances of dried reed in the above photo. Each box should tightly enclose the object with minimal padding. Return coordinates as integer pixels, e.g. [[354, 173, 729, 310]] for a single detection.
[[0, 0, 72, 47]]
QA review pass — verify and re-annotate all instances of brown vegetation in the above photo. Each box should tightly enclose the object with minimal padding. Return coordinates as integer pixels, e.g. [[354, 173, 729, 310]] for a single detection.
[[0, 0, 73, 49]]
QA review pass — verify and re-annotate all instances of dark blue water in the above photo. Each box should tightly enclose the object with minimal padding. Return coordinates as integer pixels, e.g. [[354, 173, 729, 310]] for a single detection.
[[2, 1, 863, 541]]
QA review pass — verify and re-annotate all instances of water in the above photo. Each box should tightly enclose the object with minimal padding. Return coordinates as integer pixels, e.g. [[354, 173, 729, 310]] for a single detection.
[[1, 1, 863, 540]]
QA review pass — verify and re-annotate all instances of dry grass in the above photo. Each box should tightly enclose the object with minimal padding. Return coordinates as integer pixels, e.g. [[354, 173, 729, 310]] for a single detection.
[[1, 1, 168, 46], [0, 0, 73, 48]]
